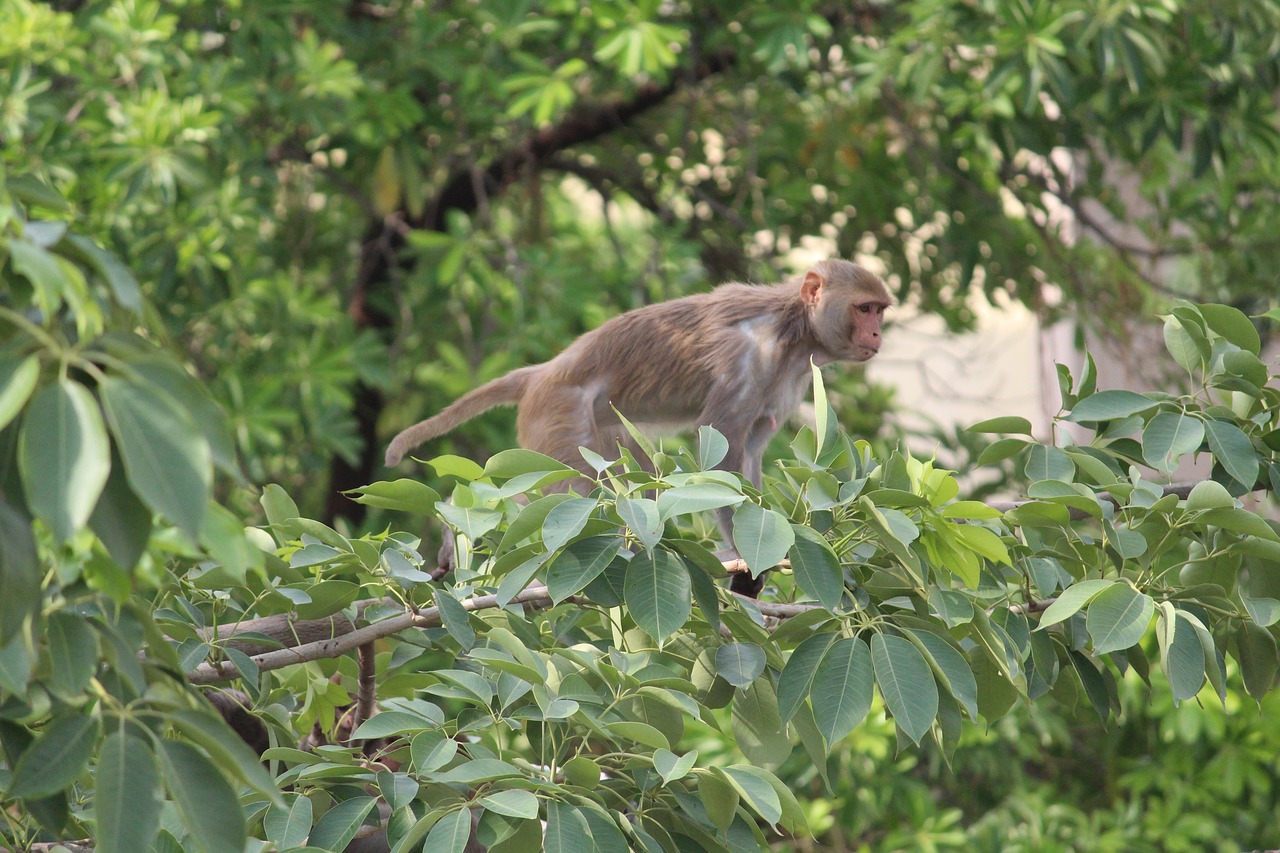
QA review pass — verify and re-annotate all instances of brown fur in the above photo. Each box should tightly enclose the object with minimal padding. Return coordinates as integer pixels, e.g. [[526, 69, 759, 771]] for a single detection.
[[386, 259, 891, 595]]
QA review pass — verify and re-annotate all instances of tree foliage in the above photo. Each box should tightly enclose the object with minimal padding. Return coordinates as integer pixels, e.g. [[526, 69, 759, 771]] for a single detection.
[[3, 174, 1280, 850], [4, 0, 1280, 850]]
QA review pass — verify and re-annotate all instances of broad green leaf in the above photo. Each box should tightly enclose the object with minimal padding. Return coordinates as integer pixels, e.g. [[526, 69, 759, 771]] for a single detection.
[[546, 535, 621, 603], [1162, 612, 1206, 704], [1085, 583, 1154, 654], [164, 709, 281, 801], [653, 748, 698, 785], [86, 455, 151, 573], [789, 525, 844, 610], [1198, 302, 1261, 354], [657, 483, 744, 520], [1142, 413, 1204, 472], [716, 642, 766, 687], [100, 375, 210, 538], [871, 633, 938, 745], [977, 437, 1030, 466], [605, 720, 670, 750], [952, 524, 1011, 566], [721, 765, 783, 827], [0, 497, 39, 644], [436, 590, 476, 650], [1164, 313, 1210, 373], [616, 497, 662, 551], [1204, 419, 1259, 488], [561, 755, 601, 788], [309, 796, 377, 852], [263, 794, 313, 850], [732, 678, 790, 768], [967, 416, 1033, 434], [9, 715, 98, 799], [478, 789, 539, 819], [346, 479, 442, 515], [95, 732, 162, 853], [810, 637, 874, 746], [906, 630, 979, 721], [777, 632, 837, 723], [578, 806, 627, 853], [428, 454, 486, 480], [422, 808, 471, 853], [544, 801, 593, 853], [0, 356, 38, 432], [483, 448, 577, 479], [1066, 390, 1157, 423], [260, 483, 300, 528], [697, 425, 729, 469], [156, 740, 246, 853], [1037, 579, 1117, 629], [436, 502, 504, 542], [1025, 445, 1076, 482], [624, 548, 691, 642], [700, 770, 740, 833], [46, 612, 97, 698], [1236, 621, 1278, 702], [542, 497, 599, 551], [19, 379, 110, 540], [1185, 479, 1235, 510], [410, 730, 458, 772]]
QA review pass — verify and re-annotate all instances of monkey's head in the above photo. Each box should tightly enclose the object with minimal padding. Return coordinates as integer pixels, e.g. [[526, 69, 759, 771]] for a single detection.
[[800, 259, 892, 362]]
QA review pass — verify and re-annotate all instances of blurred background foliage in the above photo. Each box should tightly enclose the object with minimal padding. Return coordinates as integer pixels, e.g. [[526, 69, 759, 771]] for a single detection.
[[4, 0, 1280, 848]]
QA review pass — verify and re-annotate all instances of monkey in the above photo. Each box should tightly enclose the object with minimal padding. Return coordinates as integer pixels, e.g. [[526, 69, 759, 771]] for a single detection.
[[386, 258, 892, 597]]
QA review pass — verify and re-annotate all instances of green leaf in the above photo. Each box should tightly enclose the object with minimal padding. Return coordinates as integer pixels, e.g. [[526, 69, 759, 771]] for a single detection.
[[967, 416, 1033, 434], [309, 796, 377, 852], [1235, 621, 1278, 702], [346, 479, 442, 515], [352, 711, 439, 741], [653, 748, 698, 785], [1066, 390, 1157, 423], [478, 789, 539, 819], [717, 642, 767, 687], [616, 497, 662, 551], [1085, 583, 1154, 654], [19, 379, 110, 541], [732, 503, 795, 577], [546, 535, 621, 603], [544, 801, 593, 853], [542, 497, 598, 551], [789, 525, 844, 610], [1185, 479, 1235, 510], [99, 375, 211, 538], [777, 632, 837, 723], [656, 483, 744, 520], [700, 769, 740, 833], [46, 611, 97, 698], [697, 425, 729, 469], [1164, 314, 1211, 373], [95, 731, 162, 853], [1198, 303, 1261, 354], [811, 636, 875, 746], [0, 355, 38, 432], [1037, 579, 1117, 629], [1142, 413, 1205, 472], [9, 714, 98, 799], [624, 548, 691, 642], [89, 456, 152, 572], [264, 794, 313, 849], [260, 483, 300, 528], [1024, 445, 1076, 482], [1204, 419, 1259, 488], [906, 630, 979, 721], [422, 807, 471, 853], [436, 502, 504, 542], [437, 590, 476, 650], [0, 497, 39, 645], [871, 633, 938, 745], [721, 765, 783, 827], [732, 677, 790, 767], [483, 448, 578, 480], [156, 739, 246, 853], [977, 437, 1031, 466]]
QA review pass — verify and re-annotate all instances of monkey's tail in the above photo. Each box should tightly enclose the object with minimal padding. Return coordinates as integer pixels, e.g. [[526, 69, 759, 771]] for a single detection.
[[385, 366, 538, 466]]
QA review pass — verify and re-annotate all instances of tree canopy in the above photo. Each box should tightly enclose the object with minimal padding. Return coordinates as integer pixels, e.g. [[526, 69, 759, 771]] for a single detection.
[[2, 1, 1280, 851]]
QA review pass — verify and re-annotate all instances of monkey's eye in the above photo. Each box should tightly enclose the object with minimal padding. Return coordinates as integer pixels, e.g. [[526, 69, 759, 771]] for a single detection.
[[857, 304, 872, 314]]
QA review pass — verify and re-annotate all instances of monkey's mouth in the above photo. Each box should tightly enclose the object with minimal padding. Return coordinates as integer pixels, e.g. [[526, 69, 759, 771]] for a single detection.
[[853, 344, 880, 360]]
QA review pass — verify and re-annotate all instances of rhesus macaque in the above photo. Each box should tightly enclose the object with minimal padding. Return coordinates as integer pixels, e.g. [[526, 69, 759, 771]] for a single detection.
[[386, 259, 892, 596]]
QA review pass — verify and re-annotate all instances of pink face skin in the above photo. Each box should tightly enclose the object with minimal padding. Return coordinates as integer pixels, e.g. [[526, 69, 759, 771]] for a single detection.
[[849, 300, 888, 361]]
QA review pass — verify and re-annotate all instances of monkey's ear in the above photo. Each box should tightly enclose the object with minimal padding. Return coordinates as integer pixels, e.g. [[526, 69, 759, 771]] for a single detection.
[[800, 270, 825, 305]]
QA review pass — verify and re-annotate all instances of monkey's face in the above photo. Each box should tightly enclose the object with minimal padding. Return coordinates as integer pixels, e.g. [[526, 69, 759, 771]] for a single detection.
[[811, 290, 888, 361]]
